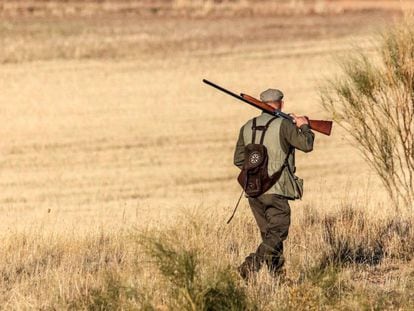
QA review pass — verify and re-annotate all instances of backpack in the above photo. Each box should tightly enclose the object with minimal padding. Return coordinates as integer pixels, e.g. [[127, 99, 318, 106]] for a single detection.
[[237, 117, 289, 197]]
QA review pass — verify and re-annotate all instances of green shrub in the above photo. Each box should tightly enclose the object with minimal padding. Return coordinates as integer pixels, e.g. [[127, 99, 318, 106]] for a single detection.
[[66, 271, 152, 311], [202, 268, 250, 311], [321, 19, 414, 210], [88, 273, 132, 311], [140, 233, 251, 311]]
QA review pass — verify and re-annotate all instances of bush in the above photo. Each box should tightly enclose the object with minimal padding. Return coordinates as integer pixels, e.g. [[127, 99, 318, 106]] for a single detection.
[[321, 19, 414, 210], [66, 271, 150, 311], [320, 205, 414, 268], [321, 210, 384, 267], [87, 273, 138, 311], [140, 233, 251, 311]]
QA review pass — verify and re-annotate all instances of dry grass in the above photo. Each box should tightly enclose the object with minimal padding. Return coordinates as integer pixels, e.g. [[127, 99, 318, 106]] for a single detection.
[[2, 205, 414, 309], [1, 6, 413, 310]]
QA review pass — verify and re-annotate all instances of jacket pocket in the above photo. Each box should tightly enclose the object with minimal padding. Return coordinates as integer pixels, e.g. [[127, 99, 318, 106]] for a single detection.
[[293, 176, 304, 200]]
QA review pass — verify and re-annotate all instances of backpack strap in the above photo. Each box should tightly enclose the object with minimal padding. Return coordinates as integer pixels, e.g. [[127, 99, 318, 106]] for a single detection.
[[259, 117, 277, 145], [251, 117, 278, 145], [251, 118, 257, 144]]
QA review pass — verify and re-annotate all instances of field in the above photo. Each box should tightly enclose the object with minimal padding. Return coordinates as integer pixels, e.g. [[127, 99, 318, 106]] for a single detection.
[[1, 1, 414, 310]]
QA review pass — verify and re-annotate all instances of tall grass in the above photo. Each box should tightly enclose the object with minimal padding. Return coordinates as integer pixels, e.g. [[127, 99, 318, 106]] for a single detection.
[[2, 204, 414, 309], [320, 206, 414, 267]]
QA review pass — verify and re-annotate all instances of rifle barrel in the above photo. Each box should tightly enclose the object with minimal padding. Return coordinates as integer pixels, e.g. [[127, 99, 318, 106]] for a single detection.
[[202, 79, 268, 112], [202, 79, 293, 121]]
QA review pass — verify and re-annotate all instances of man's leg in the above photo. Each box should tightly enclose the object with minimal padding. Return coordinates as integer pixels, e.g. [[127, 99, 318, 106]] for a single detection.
[[238, 196, 267, 279], [255, 195, 291, 274]]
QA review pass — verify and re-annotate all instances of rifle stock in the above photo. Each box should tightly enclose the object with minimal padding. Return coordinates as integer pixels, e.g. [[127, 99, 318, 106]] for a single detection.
[[240, 93, 332, 136], [307, 119, 333, 136]]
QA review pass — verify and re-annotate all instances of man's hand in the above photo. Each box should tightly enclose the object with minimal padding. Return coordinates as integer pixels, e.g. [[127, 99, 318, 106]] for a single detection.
[[290, 113, 309, 128]]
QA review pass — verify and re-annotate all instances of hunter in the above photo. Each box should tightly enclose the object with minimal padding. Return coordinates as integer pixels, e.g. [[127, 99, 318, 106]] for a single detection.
[[233, 88, 314, 280]]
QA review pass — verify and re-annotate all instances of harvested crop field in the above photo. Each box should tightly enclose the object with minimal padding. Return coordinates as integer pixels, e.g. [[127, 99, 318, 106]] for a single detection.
[[1, 1, 414, 309]]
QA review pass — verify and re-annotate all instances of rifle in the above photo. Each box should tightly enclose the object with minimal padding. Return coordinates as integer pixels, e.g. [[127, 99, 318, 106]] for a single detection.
[[202, 79, 332, 136]]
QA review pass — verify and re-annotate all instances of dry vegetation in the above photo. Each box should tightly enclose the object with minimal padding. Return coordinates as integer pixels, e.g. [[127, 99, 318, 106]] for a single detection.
[[1, 0, 414, 17], [1, 1, 414, 310]]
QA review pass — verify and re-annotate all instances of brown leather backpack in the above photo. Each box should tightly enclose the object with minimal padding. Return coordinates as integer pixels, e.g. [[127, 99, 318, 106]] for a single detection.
[[237, 117, 289, 197]]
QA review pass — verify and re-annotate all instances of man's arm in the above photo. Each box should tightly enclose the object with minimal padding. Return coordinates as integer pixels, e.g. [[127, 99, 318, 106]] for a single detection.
[[233, 126, 245, 169], [280, 119, 315, 153]]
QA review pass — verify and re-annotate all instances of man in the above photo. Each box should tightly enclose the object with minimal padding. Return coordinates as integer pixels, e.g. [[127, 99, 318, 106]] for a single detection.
[[233, 88, 314, 280]]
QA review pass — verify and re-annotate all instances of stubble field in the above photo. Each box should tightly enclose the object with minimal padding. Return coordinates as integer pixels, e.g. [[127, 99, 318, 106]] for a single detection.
[[1, 2, 414, 310]]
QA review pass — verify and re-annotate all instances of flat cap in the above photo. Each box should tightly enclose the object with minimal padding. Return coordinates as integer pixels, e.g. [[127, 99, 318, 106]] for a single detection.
[[260, 88, 284, 102]]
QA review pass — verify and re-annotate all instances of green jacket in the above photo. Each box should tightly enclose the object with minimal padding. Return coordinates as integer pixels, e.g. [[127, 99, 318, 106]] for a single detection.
[[233, 112, 314, 199]]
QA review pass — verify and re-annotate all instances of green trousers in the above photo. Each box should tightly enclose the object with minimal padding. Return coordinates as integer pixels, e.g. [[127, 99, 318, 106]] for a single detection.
[[244, 194, 291, 273]]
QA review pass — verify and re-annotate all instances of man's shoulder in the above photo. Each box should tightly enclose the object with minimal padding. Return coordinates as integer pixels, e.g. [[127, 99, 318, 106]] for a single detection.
[[240, 115, 258, 129], [241, 113, 289, 131], [254, 112, 280, 124], [241, 114, 287, 130], [279, 118, 296, 135]]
